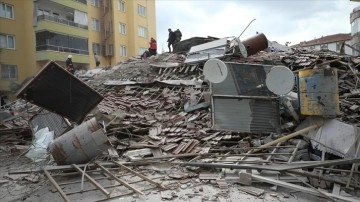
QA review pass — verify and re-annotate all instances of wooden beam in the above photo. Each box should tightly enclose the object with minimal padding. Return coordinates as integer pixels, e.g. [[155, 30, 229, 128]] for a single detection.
[[72, 164, 110, 198], [252, 120, 323, 153], [112, 161, 165, 189], [43, 169, 71, 202], [95, 162, 144, 195]]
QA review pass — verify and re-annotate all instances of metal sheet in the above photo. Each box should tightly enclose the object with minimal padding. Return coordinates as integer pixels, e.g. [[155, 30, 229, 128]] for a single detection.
[[212, 97, 279, 133], [184, 38, 228, 64], [298, 68, 339, 117], [49, 117, 111, 165], [16, 61, 104, 124], [29, 108, 72, 138], [298, 117, 360, 158]]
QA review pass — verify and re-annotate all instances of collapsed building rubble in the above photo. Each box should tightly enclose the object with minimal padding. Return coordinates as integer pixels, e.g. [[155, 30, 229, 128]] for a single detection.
[[1, 33, 360, 201]]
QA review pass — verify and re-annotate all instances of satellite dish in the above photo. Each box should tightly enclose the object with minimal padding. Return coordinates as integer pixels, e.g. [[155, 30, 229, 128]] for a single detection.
[[266, 66, 295, 95], [203, 59, 228, 83]]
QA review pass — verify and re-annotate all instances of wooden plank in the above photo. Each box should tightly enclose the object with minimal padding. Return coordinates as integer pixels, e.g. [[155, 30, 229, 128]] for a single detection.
[[112, 161, 165, 189], [43, 169, 71, 202], [252, 121, 323, 153], [72, 164, 110, 198], [95, 162, 144, 195]]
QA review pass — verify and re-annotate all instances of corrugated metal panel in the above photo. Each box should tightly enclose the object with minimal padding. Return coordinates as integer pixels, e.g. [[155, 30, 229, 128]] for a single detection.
[[29, 108, 72, 138], [16, 61, 103, 124], [185, 38, 228, 64], [212, 97, 279, 133]]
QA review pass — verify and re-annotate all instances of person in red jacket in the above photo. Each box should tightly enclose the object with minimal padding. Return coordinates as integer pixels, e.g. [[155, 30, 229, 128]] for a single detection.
[[149, 37, 157, 56]]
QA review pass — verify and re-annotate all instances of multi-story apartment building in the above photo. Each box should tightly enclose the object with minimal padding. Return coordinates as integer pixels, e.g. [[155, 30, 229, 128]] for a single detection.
[[0, 0, 156, 98], [351, 6, 360, 56]]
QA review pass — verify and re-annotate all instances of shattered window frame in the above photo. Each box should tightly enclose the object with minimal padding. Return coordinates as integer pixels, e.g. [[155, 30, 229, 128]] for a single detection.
[[0, 34, 15, 49], [119, 22, 126, 35], [118, 0, 125, 12], [120, 45, 127, 57], [0, 2, 14, 19], [137, 4, 146, 17], [1, 64, 17, 80], [137, 26, 147, 38], [91, 18, 100, 32]]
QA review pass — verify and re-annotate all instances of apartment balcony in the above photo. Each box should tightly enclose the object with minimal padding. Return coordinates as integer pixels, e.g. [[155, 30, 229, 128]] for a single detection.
[[36, 18, 89, 38], [49, 0, 87, 13], [37, 15, 88, 30], [36, 47, 89, 64]]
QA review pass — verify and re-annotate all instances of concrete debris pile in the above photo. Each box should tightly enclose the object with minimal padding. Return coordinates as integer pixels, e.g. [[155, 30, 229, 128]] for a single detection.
[[1, 33, 360, 201]]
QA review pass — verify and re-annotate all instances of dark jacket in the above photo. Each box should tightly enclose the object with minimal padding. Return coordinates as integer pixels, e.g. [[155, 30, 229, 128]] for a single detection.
[[167, 31, 176, 43]]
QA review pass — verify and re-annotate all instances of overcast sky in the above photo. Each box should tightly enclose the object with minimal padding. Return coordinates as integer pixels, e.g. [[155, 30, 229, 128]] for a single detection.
[[155, 0, 359, 52]]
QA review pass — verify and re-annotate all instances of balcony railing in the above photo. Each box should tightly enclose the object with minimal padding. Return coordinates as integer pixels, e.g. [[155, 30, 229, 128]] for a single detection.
[[37, 15, 88, 30], [74, 0, 87, 4], [36, 44, 89, 55]]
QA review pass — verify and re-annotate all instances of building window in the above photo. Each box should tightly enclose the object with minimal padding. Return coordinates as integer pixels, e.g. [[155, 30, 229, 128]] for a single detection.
[[320, 44, 328, 50], [137, 4, 146, 17], [1, 64, 17, 80], [120, 45, 127, 56], [37, 8, 50, 16], [0, 34, 15, 49], [351, 18, 360, 36], [138, 26, 147, 38], [92, 18, 100, 31], [90, 0, 100, 7], [108, 21, 113, 33], [119, 23, 126, 34], [336, 42, 343, 51], [36, 31, 89, 55], [118, 0, 125, 12], [93, 43, 101, 55], [139, 47, 147, 55], [106, 44, 113, 56], [354, 43, 360, 56], [0, 3, 14, 19]]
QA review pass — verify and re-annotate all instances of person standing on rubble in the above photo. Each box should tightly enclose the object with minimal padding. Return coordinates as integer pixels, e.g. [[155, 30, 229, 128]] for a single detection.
[[149, 37, 157, 56], [66, 55, 74, 74], [167, 28, 176, 53], [173, 29, 182, 44]]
